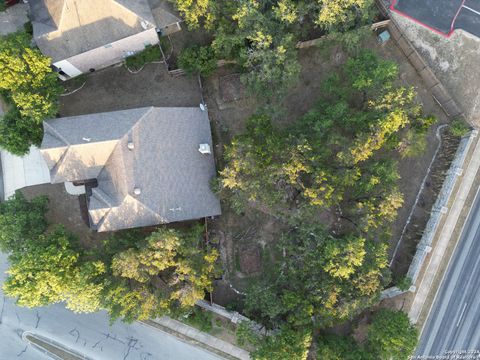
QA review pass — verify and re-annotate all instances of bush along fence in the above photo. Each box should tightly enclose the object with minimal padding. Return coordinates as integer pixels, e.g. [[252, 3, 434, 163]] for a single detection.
[[381, 130, 479, 300], [196, 300, 269, 335]]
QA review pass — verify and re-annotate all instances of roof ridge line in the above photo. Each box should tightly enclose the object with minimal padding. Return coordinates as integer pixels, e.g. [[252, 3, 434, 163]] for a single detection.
[[57, 0, 67, 30], [44, 121, 70, 147], [112, 0, 155, 26], [95, 207, 112, 231], [91, 187, 115, 208], [127, 194, 164, 221], [49, 146, 71, 182]]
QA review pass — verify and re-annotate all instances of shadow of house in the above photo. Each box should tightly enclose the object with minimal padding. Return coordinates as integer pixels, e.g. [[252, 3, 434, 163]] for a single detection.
[[29, 0, 181, 78], [40, 107, 221, 232]]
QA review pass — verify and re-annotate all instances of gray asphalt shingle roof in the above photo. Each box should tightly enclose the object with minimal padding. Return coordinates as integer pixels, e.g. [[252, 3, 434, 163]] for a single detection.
[[40, 107, 221, 231], [29, 0, 158, 61]]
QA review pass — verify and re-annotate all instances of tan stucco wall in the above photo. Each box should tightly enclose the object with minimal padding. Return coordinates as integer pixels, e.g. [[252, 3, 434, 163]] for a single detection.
[[65, 27, 159, 74]]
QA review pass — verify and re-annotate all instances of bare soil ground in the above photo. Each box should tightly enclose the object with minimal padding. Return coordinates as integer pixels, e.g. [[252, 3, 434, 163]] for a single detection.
[[20, 184, 108, 249], [204, 33, 457, 305], [59, 63, 202, 117]]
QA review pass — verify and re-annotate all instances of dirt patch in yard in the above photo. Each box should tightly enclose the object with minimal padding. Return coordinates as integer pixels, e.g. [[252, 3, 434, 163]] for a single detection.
[[20, 184, 107, 249], [59, 64, 203, 116]]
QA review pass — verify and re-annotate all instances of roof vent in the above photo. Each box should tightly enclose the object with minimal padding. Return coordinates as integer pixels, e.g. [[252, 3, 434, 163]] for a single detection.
[[133, 187, 141, 196], [141, 20, 149, 30], [127, 142, 135, 150], [199, 143, 211, 154], [199, 103, 207, 111]]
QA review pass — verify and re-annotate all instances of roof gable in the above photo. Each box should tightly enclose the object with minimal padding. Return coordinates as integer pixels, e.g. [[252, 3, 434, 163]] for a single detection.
[[30, 0, 157, 61], [41, 107, 221, 231]]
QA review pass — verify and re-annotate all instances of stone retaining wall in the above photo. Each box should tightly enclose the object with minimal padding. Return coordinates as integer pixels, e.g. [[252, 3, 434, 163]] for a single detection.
[[382, 130, 478, 299]]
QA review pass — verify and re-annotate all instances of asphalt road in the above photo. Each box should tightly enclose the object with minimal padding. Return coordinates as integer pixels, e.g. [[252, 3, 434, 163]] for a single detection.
[[416, 187, 480, 356], [0, 253, 222, 360]]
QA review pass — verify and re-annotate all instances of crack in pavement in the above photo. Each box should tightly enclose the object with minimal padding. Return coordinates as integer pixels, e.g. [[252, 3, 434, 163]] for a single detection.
[[92, 339, 104, 350], [69, 328, 81, 343], [34, 311, 40, 329], [140, 351, 153, 360], [102, 332, 126, 345], [0, 296, 5, 325], [123, 337, 140, 360], [16, 345, 27, 357]]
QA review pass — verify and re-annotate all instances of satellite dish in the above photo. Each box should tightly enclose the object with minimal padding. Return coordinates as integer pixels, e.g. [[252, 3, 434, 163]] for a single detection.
[[199, 103, 207, 111]]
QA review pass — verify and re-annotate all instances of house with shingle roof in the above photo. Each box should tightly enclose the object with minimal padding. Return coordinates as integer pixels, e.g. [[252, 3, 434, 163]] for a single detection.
[[39, 107, 221, 232], [29, 0, 181, 79]]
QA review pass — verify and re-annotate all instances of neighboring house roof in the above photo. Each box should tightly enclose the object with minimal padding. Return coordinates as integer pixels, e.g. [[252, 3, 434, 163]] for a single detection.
[[29, 0, 158, 62], [148, 0, 182, 31], [40, 107, 221, 232]]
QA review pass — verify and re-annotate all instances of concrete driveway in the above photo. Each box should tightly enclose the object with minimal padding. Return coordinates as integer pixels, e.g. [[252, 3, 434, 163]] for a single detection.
[[0, 147, 51, 200]]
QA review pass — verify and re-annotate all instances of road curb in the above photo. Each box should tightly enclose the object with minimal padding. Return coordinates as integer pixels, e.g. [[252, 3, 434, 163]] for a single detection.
[[408, 133, 480, 325], [140, 318, 250, 360]]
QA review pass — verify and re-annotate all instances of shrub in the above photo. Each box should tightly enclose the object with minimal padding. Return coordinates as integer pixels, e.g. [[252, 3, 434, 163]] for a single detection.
[[449, 119, 470, 137], [125, 45, 161, 70], [367, 309, 418, 360], [178, 45, 218, 77], [396, 275, 412, 291], [182, 307, 213, 332]]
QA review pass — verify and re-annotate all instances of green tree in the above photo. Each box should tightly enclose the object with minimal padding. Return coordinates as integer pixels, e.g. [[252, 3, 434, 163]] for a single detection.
[[449, 118, 470, 137], [103, 226, 219, 322], [0, 31, 61, 154], [317, 333, 372, 360], [3, 225, 105, 313], [0, 192, 48, 258], [244, 224, 389, 328], [314, 0, 374, 30], [172, 0, 217, 29], [251, 325, 312, 360], [178, 45, 218, 77], [367, 309, 418, 360]]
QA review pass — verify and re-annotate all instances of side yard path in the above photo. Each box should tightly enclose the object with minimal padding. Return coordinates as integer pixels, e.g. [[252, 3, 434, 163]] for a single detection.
[[142, 318, 250, 360]]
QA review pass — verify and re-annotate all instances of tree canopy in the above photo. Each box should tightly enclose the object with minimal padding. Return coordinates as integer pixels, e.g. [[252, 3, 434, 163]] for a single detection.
[[251, 325, 312, 360], [0, 31, 61, 155], [220, 51, 431, 233], [172, 0, 375, 99], [0, 194, 218, 323], [221, 51, 435, 332], [367, 309, 419, 360], [243, 223, 389, 328], [104, 226, 219, 322]]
